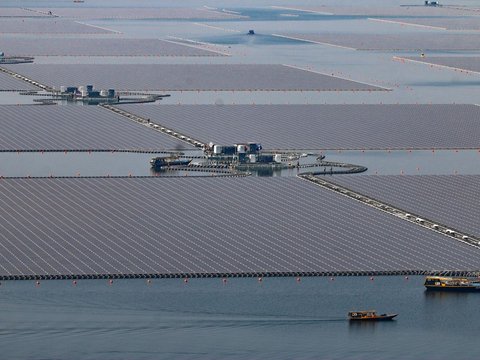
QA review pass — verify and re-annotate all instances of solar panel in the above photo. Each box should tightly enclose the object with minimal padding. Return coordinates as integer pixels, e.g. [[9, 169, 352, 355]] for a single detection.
[[0, 176, 478, 279], [0, 105, 192, 151], [277, 5, 478, 16], [2, 64, 385, 92], [27, 7, 247, 20], [0, 71, 39, 91], [0, 18, 113, 34], [278, 33, 480, 51], [0, 8, 48, 17], [372, 17, 480, 30], [115, 104, 480, 150], [402, 57, 480, 74], [0, 38, 225, 57], [326, 175, 480, 238]]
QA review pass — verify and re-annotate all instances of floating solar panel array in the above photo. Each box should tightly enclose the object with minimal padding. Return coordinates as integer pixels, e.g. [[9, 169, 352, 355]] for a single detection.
[[278, 5, 477, 16], [278, 33, 480, 51], [326, 175, 480, 238], [0, 8, 48, 17], [373, 17, 480, 30], [0, 18, 114, 34], [28, 7, 246, 20], [0, 38, 224, 57], [0, 176, 478, 280], [116, 104, 480, 150], [0, 71, 39, 91], [0, 105, 191, 151], [402, 57, 480, 74], [2, 64, 384, 92]]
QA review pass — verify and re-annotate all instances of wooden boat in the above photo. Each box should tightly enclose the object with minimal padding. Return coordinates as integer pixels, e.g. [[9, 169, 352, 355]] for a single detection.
[[348, 310, 397, 321], [424, 276, 480, 292]]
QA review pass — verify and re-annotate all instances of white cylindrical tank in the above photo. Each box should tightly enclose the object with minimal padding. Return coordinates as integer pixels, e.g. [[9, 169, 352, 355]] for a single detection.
[[249, 154, 256, 163], [274, 154, 282, 163], [81, 89, 88, 97], [100, 89, 108, 97], [213, 145, 223, 154], [60, 86, 66, 93], [237, 144, 247, 153]]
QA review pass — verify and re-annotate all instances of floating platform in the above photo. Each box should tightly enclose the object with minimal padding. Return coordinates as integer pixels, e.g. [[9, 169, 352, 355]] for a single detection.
[[115, 104, 480, 150], [2, 64, 386, 92], [0, 105, 192, 152], [0, 176, 478, 280]]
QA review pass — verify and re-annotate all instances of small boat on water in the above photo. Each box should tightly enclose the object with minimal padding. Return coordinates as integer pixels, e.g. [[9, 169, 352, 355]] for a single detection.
[[424, 276, 480, 292], [348, 310, 397, 321], [150, 156, 191, 169]]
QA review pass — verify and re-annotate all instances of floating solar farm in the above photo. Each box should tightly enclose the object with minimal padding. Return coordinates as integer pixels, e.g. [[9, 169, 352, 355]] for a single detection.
[[1, 0, 479, 283], [277, 33, 480, 51], [401, 57, 480, 74], [0, 18, 114, 34], [372, 17, 480, 30], [274, 5, 478, 16], [2, 64, 385, 91], [0, 38, 224, 57], [325, 175, 480, 239], [116, 104, 480, 150], [0, 8, 47, 17], [0, 105, 190, 151], [27, 7, 247, 20], [0, 71, 39, 91], [0, 176, 478, 280]]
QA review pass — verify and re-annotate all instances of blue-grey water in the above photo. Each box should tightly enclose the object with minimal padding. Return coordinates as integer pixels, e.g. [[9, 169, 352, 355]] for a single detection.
[[1, 150, 479, 178], [1, 276, 480, 360]]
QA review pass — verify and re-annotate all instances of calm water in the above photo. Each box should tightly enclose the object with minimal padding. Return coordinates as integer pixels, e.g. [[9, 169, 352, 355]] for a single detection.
[[1, 150, 479, 178], [0, 276, 479, 359]]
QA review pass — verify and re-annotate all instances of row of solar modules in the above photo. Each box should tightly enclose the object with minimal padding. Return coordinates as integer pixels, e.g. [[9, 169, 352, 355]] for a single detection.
[[3, 5, 478, 18], [283, 5, 480, 17], [0, 176, 478, 279], [0, 104, 479, 151], [277, 33, 480, 51], [0, 105, 188, 151], [1, 7, 245, 20], [1, 64, 384, 92], [326, 175, 480, 239]]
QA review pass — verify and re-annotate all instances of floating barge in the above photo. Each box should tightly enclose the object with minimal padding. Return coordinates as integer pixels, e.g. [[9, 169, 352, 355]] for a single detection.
[[424, 276, 480, 292], [150, 156, 191, 169]]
